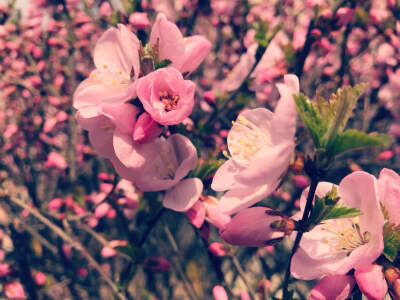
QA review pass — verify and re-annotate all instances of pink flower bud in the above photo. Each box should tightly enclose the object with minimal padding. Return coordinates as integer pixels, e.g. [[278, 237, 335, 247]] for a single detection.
[[335, 7, 355, 26], [220, 207, 290, 247], [5, 281, 25, 299], [62, 244, 72, 260], [106, 209, 117, 219], [212, 285, 228, 300], [100, 183, 113, 194], [34, 272, 46, 286], [45, 152, 67, 170], [240, 290, 250, 300], [310, 275, 355, 300], [77, 268, 88, 277], [43, 118, 57, 133], [208, 242, 228, 257], [132, 113, 163, 144], [56, 111, 68, 122], [129, 12, 150, 29], [293, 175, 309, 188], [355, 264, 388, 300], [94, 202, 111, 219], [99, 2, 112, 17], [378, 150, 393, 161], [145, 256, 171, 271], [101, 246, 117, 258], [48, 198, 63, 212], [186, 201, 206, 228], [0, 263, 11, 277], [3, 124, 18, 139], [203, 90, 217, 103]]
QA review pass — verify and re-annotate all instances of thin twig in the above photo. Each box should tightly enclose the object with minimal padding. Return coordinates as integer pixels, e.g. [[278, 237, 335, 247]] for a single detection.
[[163, 225, 200, 300], [3, 193, 127, 300], [78, 221, 133, 262], [138, 207, 166, 246], [231, 255, 258, 300], [8, 212, 58, 255], [281, 178, 318, 298]]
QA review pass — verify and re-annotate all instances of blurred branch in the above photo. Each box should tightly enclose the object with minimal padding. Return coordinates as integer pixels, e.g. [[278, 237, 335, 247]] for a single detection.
[[8, 211, 58, 255], [231, 255, 257, 300], [2, 188, 127, 300], [163, 224, 200, 300]]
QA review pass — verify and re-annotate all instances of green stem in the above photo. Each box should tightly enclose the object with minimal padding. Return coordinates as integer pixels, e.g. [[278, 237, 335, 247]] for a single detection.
[[282, 178, 318, 299]]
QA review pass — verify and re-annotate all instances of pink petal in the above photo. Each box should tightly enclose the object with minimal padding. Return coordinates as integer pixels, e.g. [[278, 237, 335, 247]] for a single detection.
[[163, 178, 203, 212], [217, 183, 273, 215], [149, 13, 185, 70], [310, 275, 355, 300], [185, 201, 206, 228], [180, 35, 212, 75], [355, 264, 387, 300]]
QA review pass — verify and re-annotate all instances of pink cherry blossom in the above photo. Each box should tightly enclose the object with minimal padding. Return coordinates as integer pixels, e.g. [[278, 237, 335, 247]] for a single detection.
[[291, 172, 385, 280], [136, 67, 196, 125], [309, 275, 355, 300], [212, 74, 299, 214], [355, 264, 388, 300], [220, 207, 288, 247], [377, 168, 400, 225], [114, 133, 197, 191], [73, 24, 140, 118]]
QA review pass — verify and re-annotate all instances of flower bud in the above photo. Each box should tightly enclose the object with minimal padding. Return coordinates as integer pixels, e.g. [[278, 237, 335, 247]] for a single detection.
[[385, 267, 400, 299], [310, 275, 355, 300], [145, 256, 171, 271], [220, 207, 290, 247], [212, 285, 228, 300], [132, 113, 163, 144], [34, 272, 46, 286], [355, 264, 387, 300], [208, 242, 228, 257], [94, 202, 111, 219]]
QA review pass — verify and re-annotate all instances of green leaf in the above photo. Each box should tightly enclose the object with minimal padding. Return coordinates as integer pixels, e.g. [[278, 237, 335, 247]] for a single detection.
[[294, 93, 326, 148], [328, 129, 392, 157], [307, 186, 362, 229], [294, 84, 367, 151], [323, 83, 365, 145], [154, 59, 172, 70], [323, 204, 362, 220], [383, 222, 400, 262]]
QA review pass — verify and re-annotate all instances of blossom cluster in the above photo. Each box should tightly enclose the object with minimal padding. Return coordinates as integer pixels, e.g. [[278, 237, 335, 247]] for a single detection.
[[1, 0, 400, 299]]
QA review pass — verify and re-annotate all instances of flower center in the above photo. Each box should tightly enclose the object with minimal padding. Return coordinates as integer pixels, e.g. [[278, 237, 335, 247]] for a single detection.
[[320, 217, 371, 256], [226, 115, 271, 165], [88, 70, 130, 87], [159, 91, 179, 112]]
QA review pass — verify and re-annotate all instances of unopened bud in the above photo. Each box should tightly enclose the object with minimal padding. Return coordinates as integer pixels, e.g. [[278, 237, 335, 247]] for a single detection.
[[220, 207, 288, 247]]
